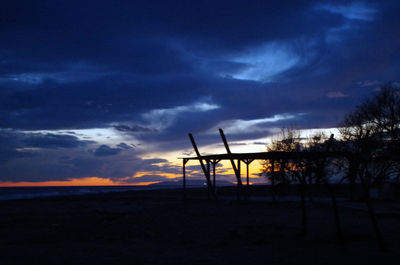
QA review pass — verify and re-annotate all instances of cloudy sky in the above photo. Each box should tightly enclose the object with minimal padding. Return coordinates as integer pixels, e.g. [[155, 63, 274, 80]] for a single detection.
[[1, 0, 399, 186]]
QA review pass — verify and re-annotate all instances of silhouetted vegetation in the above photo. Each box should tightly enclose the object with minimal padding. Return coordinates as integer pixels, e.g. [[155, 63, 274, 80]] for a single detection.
[[261, 84, 400, 249]]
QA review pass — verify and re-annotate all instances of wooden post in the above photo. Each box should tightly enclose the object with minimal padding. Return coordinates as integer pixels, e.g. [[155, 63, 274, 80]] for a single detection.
[[243, 159, 254, 186], [246, 161, 249, 187], [243, 159, 253, 199], [183, 158, 188, 200], [237, 159, 242, 200], [188, 133, 217, 200], [207, 159, 211, 200], [211, 159, 220, 196], [213, 162, 216, 188], [237, 159, 241, 185]]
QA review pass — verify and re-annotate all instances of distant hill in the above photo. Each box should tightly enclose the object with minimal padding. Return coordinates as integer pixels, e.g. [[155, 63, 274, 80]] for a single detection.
[[149, 179, 235, 187]]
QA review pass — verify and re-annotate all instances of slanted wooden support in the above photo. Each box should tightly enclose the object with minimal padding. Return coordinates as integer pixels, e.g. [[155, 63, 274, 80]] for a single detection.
[[219, 128, 243, 200], [188, 133, 217, 200], [182, 158, 189, 200]]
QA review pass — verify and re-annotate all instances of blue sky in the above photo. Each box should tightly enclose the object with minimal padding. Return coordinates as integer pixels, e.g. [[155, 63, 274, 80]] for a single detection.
[[1, 0, 399, 185]]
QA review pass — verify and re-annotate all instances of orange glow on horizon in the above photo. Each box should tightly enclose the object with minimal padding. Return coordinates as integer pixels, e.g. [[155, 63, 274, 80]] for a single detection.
[[0, 177, 161, 187], [0, 159, 266, 187]]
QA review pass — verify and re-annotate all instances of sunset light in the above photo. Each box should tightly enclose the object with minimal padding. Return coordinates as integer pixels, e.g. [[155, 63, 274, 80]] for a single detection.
[[1, 1, 399, 264]]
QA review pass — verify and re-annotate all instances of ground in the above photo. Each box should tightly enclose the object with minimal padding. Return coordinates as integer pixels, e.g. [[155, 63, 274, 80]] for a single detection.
[[0, 188, 399, 265]]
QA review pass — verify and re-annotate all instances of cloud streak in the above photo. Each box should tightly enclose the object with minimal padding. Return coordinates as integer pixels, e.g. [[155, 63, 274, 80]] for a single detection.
[[142, 101, 220, 131], [316, 2, 377, 21], [227, 43, 301, 83], [208, 114, 301, 135]]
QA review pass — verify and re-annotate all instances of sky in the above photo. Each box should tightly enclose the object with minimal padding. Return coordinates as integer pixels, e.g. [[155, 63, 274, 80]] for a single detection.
[[1, 0, 400, 186]]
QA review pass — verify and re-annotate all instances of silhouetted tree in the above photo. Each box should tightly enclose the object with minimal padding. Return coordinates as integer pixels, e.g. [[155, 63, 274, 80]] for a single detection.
[[262, 129, 298, 201], [338, 84, 400, 250], [262, 128, 310, 234], [360, 85, 400, 184]]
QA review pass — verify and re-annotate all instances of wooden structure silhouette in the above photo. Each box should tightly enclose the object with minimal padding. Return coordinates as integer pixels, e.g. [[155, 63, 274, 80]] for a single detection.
[[181, 129, 345, 200]]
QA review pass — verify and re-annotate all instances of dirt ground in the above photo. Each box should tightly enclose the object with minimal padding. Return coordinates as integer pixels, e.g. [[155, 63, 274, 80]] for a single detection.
[[1, 188, 399, 265]]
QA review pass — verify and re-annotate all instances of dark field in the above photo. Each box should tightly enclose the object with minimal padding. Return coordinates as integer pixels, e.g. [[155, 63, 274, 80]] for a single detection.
[[1, 187, 400, 265]]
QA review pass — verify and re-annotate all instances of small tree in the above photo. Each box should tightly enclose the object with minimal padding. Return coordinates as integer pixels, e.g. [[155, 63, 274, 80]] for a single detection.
[[262, 128, 302, 190], [262, 128, 310, 234]]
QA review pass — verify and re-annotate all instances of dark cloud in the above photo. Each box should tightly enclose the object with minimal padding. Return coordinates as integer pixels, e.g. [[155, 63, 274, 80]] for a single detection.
[[139, 159, 181, 175], [142, 158, 169, 164], [113, 125, 158, 133], [0, 148, 35, 164], [0, 140, 180, 182], [1, 1, 400, 183], [116, 142, 134, 150], [0, 130, 92, 163], [93, 145, 122, 156], [22, 133, 93, 149]]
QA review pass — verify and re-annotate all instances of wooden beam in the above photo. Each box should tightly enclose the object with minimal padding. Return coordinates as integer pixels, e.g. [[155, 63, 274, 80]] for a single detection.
[[179, 150, 349, 161]]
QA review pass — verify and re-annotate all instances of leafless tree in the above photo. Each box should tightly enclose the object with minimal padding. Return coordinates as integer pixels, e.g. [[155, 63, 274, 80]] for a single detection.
[[338, 84, 400, 250]]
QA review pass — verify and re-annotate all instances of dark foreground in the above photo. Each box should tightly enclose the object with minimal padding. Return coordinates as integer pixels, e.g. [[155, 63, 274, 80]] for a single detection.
[[1, 188, 399, 265]]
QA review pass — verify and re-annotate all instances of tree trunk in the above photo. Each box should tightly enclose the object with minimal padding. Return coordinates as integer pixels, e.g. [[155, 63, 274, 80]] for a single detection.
[[299, 179, 307, 235], [326, 183, 345, 244], [307, 169, 313, 203], [361, 175, 386, 251]]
